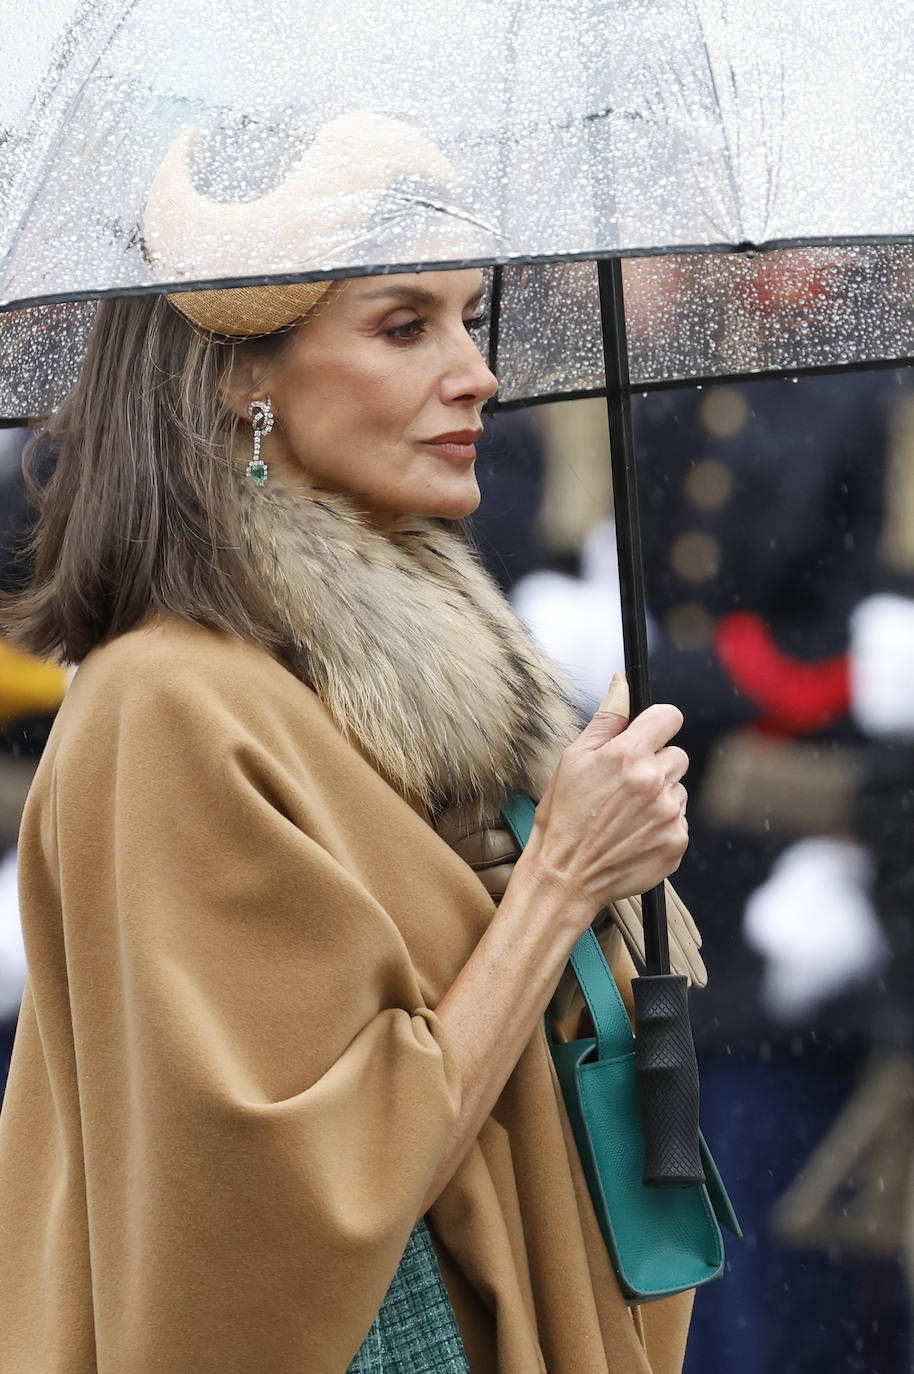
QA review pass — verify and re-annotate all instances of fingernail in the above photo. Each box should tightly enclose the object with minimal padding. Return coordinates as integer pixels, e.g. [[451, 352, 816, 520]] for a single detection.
[[599, 677, 630, 717]]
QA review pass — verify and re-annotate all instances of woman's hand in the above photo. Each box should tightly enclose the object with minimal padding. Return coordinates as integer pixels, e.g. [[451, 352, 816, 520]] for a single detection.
[[520, 674, 689, 925], [424, 675, 688, 1213]]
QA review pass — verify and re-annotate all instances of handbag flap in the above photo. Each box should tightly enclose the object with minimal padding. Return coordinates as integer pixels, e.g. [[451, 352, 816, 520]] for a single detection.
[[700, 1134, 743, 1238]]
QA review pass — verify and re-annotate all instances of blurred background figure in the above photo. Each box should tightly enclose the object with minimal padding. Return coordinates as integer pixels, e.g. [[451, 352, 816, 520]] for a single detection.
[[631, 371, 910, 1374], [0, 426, 67, 1097], [786, 387, 914, 1322], [472, 365, 914, 1374]]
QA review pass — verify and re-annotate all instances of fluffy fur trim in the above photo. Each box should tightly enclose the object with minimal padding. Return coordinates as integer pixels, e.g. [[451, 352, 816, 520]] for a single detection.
[[236, 478, 580, 814]]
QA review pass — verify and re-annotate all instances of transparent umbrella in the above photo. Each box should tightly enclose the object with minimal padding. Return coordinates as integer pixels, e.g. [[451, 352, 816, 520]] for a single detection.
[[3, 0, 914, 1183]]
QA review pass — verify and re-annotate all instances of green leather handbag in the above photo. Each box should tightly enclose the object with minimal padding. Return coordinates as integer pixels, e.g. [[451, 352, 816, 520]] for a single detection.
[[501, 791, 741, 1304]]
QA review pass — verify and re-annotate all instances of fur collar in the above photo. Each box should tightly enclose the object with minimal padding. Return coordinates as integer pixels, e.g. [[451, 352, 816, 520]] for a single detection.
[[236, 477, 580, 815]]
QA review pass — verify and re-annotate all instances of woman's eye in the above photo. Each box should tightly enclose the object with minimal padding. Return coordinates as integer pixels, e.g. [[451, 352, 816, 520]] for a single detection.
[[386, 318, 426, 342], [384, 312, 488, 343]]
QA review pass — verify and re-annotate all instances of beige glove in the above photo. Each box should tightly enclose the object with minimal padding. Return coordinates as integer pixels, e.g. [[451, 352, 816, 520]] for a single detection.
[[603, 883, 706, 988]]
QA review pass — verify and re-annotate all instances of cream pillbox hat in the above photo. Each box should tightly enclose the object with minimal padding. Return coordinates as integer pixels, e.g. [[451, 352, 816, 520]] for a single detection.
[[143, 111, 458, 337]]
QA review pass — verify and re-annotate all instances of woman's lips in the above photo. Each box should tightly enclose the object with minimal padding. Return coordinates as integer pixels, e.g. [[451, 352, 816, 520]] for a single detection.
[[421, 440, 478, 460], [420, 429, 482, 462]]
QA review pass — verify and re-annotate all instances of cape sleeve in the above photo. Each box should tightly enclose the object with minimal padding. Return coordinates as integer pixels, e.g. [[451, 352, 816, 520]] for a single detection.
[[38, 644, 464, 1373]]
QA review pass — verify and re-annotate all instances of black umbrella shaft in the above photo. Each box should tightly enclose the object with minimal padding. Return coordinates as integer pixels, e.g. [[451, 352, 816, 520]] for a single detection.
[[597, 258, 670, 978]]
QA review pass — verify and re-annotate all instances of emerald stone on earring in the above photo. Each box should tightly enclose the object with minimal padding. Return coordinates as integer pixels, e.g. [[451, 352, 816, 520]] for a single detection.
[[246, 458, 268, 485]]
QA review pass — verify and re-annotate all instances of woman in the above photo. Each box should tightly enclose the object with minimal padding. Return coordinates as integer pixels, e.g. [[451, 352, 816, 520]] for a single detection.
[[0, 263, 691, 1373]]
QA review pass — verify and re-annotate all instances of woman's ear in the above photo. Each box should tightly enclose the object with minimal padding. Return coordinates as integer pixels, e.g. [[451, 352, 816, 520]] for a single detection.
[[218, 353, 260, 422]]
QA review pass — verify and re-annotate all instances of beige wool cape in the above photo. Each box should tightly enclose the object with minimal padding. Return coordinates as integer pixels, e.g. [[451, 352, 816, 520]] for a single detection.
[[0, 483, 692, 1373]]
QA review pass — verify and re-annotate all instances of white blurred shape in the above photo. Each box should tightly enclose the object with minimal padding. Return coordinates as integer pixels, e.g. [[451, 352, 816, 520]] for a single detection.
[[512, 521, 626, 711], [743, 837, 888, 1021], [850, 592, 914, 739]]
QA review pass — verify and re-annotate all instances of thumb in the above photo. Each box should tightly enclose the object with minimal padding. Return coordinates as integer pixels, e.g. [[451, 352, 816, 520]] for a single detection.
[[581, 672, 630, 746]]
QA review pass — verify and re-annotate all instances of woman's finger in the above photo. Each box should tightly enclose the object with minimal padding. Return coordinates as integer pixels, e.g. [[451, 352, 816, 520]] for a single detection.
[[615, 702, 684, 753], [660, 745, 689, 784]]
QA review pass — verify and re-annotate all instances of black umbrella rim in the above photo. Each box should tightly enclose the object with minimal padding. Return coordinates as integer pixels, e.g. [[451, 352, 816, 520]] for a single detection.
[[3, 232, 914, 318], [3, 234, 914, 424]]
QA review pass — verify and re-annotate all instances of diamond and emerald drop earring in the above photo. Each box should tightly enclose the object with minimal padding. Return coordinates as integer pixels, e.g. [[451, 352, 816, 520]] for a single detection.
[[246, 397, 274, 485]]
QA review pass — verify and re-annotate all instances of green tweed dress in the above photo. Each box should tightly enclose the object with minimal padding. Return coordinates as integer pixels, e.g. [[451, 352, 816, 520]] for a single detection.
[[348, 1221, 470, 1373]]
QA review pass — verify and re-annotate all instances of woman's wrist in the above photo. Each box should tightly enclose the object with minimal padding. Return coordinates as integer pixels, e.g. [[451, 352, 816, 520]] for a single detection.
[[422, 826, 598, 1213], [500, 845, 598, 952]]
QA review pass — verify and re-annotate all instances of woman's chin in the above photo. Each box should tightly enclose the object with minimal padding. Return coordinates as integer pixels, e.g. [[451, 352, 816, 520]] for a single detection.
[[356, 472, 481, 527], [405, 477, 481, 522], [438, 491, 482, 521]]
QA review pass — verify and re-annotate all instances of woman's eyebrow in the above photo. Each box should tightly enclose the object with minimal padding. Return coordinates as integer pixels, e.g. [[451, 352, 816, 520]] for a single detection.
[[359, 283, 486, 309]]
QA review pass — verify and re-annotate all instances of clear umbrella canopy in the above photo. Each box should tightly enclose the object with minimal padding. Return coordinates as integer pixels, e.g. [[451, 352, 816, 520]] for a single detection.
[[2, 0, 914, 419]]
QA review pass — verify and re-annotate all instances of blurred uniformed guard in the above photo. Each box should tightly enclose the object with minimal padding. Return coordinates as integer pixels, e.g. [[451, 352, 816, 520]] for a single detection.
[[633, 370, 913, 1374]]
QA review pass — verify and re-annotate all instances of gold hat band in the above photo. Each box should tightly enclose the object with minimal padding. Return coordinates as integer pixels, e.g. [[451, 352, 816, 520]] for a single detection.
[[166, 280, 334, 337]]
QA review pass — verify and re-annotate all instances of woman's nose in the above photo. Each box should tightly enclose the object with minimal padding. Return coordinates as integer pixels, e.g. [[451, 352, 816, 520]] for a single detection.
[[442, 331, 498, 407]]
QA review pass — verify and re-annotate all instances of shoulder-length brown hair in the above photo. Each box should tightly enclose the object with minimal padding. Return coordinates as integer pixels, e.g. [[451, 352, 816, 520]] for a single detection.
[[4, 294, 294, 664]]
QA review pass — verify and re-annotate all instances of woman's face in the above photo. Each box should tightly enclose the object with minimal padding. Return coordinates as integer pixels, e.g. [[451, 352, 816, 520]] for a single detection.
[[233, 269, 498, 527]]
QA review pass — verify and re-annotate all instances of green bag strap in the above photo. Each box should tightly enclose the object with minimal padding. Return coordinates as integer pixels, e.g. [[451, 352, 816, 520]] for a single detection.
[[500, 792, 744, 1240], [500, 791, 634, 1060]]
